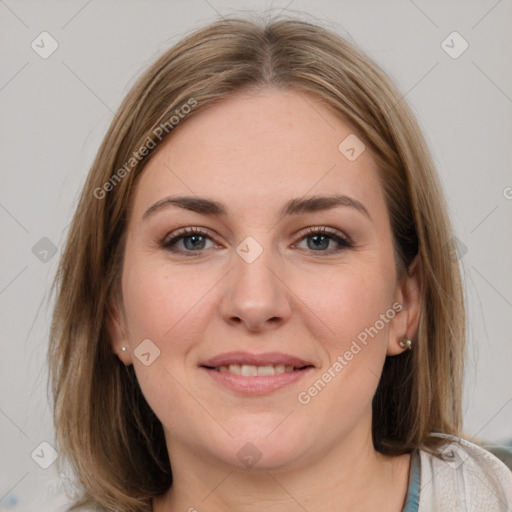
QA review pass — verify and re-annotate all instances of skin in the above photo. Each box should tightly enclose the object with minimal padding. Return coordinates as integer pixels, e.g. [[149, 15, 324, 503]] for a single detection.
[[107, 88, 422, 511]]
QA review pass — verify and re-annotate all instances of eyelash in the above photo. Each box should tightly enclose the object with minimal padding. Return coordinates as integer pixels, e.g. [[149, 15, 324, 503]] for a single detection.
[[160, 226, 353, 257]]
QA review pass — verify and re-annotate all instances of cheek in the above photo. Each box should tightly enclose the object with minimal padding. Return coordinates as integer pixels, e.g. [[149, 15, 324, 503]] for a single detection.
[[121, 255, 214, 347], [291, 269, 395, 433], [121, 258, 215, 435], [294, 264, 395, 355]]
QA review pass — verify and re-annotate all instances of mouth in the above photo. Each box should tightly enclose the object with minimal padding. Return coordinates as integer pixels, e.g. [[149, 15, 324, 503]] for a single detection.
[[201, 363, 312, 376], [199, 351, 315, 395]]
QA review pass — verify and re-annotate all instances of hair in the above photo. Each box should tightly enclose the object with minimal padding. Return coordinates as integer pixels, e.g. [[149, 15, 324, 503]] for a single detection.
[[48, 14, 466, 512]]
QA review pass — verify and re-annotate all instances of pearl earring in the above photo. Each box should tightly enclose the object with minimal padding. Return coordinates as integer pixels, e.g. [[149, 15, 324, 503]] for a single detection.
[[121, 346, 127, 352], [399, 336, 412, 350]]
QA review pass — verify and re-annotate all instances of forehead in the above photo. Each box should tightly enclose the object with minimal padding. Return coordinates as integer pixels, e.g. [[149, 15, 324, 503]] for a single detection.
[[131, 88, 386, 221]]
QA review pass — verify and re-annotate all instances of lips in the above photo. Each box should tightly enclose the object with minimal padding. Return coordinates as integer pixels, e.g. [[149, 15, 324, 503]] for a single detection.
[[199, 351, 315, 395], [200, 351, 314, 369]]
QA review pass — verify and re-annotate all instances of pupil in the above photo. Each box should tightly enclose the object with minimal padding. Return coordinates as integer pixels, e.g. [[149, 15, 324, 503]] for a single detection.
[[184, 235, 205, 250], [309, 234, 329, 250]]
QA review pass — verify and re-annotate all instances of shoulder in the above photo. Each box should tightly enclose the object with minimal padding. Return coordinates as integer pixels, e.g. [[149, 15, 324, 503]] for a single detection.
[[418, 433, 512, 512]]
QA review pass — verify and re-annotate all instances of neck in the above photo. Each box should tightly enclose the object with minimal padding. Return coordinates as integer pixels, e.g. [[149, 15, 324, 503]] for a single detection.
[[152, 425, 411, 512]]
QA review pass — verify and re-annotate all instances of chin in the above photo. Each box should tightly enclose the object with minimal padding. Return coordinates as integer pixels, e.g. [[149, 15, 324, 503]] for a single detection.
[[208, 423, 310, 472]]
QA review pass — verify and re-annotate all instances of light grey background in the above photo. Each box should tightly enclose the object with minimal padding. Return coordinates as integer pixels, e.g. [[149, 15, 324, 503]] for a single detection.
[[1, 0, 511, 510]]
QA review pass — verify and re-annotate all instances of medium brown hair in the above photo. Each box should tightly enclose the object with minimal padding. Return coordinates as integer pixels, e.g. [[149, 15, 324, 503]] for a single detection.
[[48, 14, 466, 512]]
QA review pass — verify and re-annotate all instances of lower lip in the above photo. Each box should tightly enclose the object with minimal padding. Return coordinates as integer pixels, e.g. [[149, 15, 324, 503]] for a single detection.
[[200, 367, 313, 395]]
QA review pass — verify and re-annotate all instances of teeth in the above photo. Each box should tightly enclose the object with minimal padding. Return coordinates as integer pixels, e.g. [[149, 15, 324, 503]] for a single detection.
[[257, 365, 275, 376], [274, 364, 285, 374], [229, 364, 241, 375], [241, 364, 258, 377], [215, 364, 299, 376]]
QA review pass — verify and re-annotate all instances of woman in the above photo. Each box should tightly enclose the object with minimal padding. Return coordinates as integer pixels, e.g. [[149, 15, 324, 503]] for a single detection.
[[48, 15, 512, 512]]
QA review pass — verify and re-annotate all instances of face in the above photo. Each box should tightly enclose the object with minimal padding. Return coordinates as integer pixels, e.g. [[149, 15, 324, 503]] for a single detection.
[[108, 88, 421, 472]]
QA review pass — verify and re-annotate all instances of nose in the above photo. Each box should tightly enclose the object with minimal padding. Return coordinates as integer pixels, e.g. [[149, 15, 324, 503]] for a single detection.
[[219, 241, 292, 332]]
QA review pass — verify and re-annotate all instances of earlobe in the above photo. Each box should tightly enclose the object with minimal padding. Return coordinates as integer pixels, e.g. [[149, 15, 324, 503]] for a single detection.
[[386, 253, 423, 356], [106, 295, 132, 365]]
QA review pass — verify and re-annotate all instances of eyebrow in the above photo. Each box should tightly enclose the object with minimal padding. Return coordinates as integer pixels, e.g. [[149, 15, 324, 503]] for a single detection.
[[142, 194, 371, 221]]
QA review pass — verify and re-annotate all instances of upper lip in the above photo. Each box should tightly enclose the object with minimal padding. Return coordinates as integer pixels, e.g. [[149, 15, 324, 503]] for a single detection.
[[200, 351, 315, 368]]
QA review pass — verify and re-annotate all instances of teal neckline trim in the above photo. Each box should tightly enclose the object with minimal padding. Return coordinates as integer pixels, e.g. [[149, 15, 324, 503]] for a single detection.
[[402, 449, 420, 512]]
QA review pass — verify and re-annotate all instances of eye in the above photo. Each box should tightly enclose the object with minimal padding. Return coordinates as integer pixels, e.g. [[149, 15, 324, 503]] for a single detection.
[[161, 226, 353, 257], [161, 227, 218, 257], [293, 226, 353, 253]]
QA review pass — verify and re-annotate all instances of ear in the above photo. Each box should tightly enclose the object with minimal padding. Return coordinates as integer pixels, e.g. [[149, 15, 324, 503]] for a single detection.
[[386, 253, 423, 356], [105, 291, 133, 365]]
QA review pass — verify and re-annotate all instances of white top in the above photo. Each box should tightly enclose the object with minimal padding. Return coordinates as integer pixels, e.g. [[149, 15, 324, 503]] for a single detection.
[[416, 433, 512, 511]]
